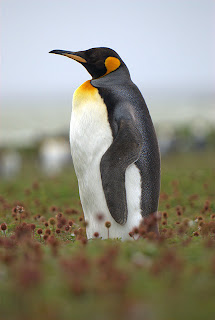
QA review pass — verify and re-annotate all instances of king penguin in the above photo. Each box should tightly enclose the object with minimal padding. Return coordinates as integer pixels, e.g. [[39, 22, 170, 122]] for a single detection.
[[49, 47, 160, 240]]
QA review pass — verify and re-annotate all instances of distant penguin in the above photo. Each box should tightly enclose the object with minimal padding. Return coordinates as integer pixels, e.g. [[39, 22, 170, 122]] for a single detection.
[[0, 150, 22, 179], [50, 47, 160, 240], [39, 138, 71, 176]]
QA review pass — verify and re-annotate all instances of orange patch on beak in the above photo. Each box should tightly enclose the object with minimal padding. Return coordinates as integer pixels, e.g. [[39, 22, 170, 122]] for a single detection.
[[65, 54, 87, 63]]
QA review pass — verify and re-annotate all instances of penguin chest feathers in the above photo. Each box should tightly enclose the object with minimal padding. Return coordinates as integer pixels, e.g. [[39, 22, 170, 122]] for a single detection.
[[70, 80, 113, 177]]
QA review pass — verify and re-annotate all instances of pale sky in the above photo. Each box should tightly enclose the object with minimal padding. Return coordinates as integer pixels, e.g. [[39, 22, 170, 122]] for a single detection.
[[1, 0, 215, 100]]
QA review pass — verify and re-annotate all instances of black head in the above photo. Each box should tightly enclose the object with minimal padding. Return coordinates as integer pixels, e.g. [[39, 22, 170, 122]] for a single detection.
[[49, 47, 128, 79]]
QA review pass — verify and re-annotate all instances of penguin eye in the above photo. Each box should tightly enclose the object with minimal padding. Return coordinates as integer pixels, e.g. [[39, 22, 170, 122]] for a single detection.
[[95, 60, 106, 70], [89, 56, 98, 64]]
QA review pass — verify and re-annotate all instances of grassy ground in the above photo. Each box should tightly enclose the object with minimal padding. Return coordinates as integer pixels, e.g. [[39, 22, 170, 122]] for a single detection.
[[0, 151, 215, 320]]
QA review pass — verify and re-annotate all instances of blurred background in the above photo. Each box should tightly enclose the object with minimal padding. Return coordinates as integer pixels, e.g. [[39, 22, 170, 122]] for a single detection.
[[1, 0, 215, 178]]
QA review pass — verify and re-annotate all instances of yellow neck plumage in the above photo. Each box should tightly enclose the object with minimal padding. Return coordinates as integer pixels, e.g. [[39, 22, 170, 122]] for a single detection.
[[73, 57, 121, 105]]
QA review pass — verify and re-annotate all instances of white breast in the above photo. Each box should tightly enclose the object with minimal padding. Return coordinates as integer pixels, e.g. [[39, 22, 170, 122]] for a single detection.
[[70, 84, 143, 240], [70, 88, 113, 177]]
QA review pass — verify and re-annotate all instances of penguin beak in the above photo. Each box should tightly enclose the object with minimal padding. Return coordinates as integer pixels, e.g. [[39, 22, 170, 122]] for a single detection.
[[49, 50, 87, 63]]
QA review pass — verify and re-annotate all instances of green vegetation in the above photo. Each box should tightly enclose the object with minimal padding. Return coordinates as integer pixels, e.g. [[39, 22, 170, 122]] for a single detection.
[[0, 152, 215, 320]]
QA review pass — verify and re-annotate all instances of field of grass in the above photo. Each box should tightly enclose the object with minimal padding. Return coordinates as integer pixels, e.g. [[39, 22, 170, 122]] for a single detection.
[[0, 151, 215, 320]]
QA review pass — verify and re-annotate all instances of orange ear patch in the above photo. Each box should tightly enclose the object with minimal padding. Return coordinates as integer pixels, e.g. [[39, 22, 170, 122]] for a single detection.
[[104, 57, 121, 75]]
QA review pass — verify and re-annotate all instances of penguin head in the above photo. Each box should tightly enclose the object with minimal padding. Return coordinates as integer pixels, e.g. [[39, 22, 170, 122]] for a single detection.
[[49, 47, 128, 79]]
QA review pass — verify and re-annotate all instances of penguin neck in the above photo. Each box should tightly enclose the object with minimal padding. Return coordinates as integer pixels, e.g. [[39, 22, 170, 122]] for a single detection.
[[91, 64, 131, 88]]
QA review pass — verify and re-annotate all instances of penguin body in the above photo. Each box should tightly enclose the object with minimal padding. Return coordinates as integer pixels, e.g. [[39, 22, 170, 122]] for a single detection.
[[50, 47, 160, 240], [70, 80, 143, 240]]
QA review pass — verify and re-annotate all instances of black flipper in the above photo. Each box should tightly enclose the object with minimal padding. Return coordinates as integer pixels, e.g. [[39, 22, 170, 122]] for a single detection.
[[100, 116, 143, 225]]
